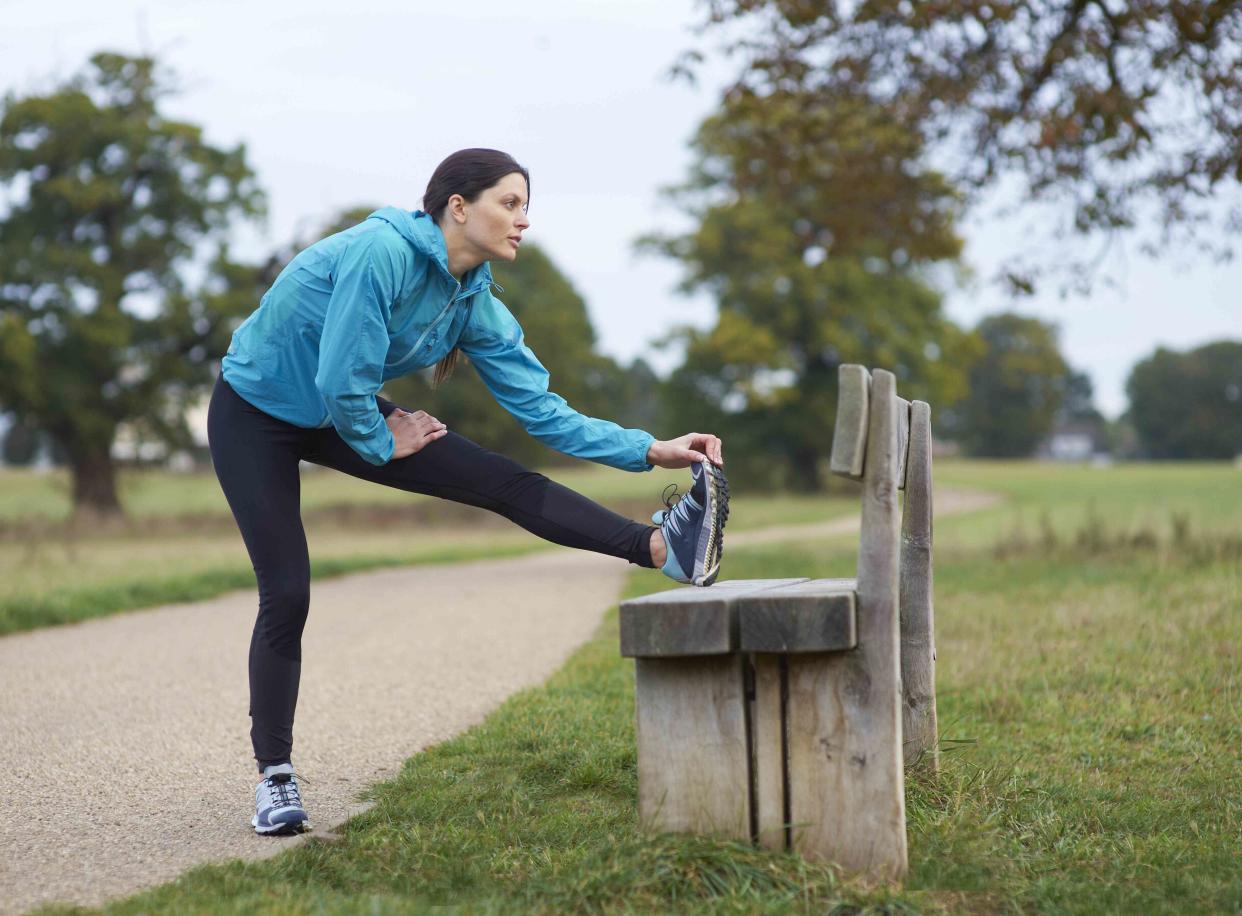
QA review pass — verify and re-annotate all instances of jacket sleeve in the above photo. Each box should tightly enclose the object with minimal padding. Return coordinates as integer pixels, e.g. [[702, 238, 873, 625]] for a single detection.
[[314, 232, 405, 465], [459, 291, 655, 472]]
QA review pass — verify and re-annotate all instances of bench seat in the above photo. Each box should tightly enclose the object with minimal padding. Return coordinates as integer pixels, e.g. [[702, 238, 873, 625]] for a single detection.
[[621, 578, 858, 657]]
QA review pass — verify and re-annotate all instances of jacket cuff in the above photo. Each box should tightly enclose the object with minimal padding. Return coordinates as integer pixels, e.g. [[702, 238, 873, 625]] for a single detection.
[[634, 432, 656, 471]]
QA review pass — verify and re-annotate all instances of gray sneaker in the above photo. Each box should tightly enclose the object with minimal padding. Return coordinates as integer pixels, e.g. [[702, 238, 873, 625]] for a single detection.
[[253, 763, 310, 835], [652, 460, 729, 587]]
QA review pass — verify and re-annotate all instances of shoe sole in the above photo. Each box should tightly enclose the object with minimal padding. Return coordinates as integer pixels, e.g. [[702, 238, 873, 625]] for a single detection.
[[693, 462, 730, 587], [252, 814, 311, 836]]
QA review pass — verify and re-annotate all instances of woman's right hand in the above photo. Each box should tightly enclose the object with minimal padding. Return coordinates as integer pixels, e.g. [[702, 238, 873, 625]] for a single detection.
[[386, 408, 448, 459]]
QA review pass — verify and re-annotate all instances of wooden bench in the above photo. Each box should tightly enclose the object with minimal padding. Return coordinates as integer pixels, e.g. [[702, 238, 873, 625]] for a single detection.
[[619, 365, 937, 883]]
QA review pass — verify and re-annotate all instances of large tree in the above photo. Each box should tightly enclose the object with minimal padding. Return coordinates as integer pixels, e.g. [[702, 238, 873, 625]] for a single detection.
[[644, 90, 978, 490], [1126, 340, 1242, 458], [682, 1, 1242, 291], [0, 52, 265, 514]]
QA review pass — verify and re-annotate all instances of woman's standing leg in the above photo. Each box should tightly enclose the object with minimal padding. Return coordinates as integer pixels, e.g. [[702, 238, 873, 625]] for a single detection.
[[207, 375, 313, 771]]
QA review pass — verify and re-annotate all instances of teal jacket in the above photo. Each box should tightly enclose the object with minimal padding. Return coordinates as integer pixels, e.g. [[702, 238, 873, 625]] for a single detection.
[[221, 208, 655, 470]]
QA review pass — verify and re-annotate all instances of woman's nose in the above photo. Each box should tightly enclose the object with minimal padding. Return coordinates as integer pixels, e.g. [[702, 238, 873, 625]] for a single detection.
[[516, 212, 531, 230]]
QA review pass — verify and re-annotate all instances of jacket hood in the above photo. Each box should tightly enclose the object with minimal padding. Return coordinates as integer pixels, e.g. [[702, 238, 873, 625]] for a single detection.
[[366, 207, 494, 290]]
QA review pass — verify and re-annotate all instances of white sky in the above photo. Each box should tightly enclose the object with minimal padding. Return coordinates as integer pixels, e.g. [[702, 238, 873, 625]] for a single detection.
[[3, 0, 1238, 419]]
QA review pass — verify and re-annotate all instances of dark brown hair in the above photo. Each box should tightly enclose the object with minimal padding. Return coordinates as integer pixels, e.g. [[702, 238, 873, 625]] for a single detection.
[[422, 148, 530, 387]]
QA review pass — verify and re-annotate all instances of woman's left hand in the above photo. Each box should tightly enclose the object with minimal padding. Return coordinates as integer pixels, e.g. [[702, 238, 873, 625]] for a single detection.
[[646, 432, 724, 469]]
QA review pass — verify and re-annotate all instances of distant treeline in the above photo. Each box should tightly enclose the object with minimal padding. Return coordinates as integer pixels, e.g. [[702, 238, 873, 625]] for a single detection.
[[4, 10, 1242, 513]]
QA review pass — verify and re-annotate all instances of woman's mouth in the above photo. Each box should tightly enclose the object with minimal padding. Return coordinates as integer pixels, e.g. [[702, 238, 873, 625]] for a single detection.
[[507, 236, 521, 249]]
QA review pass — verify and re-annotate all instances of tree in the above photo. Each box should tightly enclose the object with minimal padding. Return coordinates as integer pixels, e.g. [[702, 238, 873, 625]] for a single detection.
[[0, 52, 265, 515], [644, 89, 978, 490], [1, 419, 44, 466], [951, 313, 1071, 457], [681, 1, 1242, 291], [1126, 340, 1242, 458]]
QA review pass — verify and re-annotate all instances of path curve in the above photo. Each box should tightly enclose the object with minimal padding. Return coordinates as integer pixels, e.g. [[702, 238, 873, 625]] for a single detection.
[[0, 487, 999, 914]]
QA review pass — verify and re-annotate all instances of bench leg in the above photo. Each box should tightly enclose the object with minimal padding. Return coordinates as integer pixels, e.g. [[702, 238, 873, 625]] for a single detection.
[[786, 368, 909, 882], [750, 653, 787, 851], [634, 656, 751, 839], [900, 400, 939, 771], [785, 643, 908, 882]]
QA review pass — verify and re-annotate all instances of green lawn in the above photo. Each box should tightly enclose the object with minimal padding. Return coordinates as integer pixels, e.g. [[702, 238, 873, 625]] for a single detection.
[[935, 459, 1242, 546], [0, 464, 666, 522], [0, 463, 857, 637], [35, 462, 1241, 914], [0, 463, 850, 527]]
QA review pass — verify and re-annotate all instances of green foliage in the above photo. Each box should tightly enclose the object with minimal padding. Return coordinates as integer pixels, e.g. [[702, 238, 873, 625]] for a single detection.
[[682, 1, 1242, 289], [645, 90, 976, 490], [0, 52, 265, 513], [382, 240, 661, 466], [1, 417, 46, 465], [951, 313, 1071, 457], [1126, 340, 1242, 459]]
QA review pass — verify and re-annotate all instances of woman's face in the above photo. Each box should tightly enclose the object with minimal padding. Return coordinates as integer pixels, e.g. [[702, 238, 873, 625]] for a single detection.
[[458, 172, 530, 263]]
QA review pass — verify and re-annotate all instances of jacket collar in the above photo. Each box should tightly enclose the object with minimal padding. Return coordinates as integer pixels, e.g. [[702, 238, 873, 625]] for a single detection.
[[367, 207, 494, 295]]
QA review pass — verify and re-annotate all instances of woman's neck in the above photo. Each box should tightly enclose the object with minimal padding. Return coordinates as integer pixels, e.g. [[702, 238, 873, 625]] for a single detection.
[[438, 220, 483, 282]]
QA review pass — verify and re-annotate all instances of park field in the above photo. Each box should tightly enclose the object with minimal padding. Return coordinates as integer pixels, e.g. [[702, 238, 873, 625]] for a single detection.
[[27, 459, 1240, 914], [0, 462, 855, 636]]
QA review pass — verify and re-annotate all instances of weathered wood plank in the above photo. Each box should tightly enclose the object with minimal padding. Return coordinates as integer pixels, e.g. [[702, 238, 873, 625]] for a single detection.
[[620, 579, 808, 658], [737, 579, 858, 653], [829, 364, 870, 480], [750, 654, 786, 851], [896, 396, 911, 492], [787, 368, 908, 882], [635, 655, 751, 839], [899, 400, 938, 772]]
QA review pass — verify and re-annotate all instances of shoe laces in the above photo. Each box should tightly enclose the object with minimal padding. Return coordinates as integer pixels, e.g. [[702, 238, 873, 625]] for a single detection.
[[263, 771, 307, 810], [661, 483, 682, 512]]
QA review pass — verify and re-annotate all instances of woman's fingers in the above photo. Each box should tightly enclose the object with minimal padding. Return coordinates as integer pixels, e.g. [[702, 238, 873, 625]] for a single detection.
[[400, 412, 445, 430], [678, 432, 724, 466]]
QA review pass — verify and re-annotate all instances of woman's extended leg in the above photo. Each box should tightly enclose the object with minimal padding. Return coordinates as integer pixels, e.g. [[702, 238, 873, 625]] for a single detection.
[[207, 375, 314, 770], [305, 409, 657, 568]]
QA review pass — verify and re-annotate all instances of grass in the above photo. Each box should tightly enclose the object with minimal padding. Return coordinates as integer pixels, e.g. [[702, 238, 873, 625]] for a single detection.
[[0, 464, 856, 637], [35, 463, 1242, 914], [934, 459, 1242, 547], [0, 463, 851, 531], [0, 528, 545, 636]]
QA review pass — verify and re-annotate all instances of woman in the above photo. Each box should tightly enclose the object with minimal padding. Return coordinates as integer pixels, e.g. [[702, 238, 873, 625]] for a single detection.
[[207, 148, 729, 835]]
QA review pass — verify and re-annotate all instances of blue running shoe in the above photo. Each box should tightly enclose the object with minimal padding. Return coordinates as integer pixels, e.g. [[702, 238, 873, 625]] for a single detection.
[[253, 763, 310, 835], [652, 460, 730, 587]]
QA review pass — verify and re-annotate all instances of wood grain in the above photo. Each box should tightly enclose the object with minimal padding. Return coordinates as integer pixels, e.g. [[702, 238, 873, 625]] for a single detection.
[[786, 368, 908, 882], [899, 400, 938, 771], [737, 579, 858, 653], [750, 653, 786, 850], [620, 579, 808, 658], [634, 656, 751, 839], [829, 364, 871, 480]]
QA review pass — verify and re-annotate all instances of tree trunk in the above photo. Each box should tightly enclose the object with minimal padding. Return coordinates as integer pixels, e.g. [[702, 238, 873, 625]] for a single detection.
[[787, 443, 824, 492], [69, 448, 123, 518]]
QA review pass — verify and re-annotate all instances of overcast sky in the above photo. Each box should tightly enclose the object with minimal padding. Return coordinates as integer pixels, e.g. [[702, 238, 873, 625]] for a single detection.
[[3, 0, 1238, 419]]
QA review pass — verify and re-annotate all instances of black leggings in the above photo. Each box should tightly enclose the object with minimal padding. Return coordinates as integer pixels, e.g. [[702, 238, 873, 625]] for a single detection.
[[207, 374, 655, 769]]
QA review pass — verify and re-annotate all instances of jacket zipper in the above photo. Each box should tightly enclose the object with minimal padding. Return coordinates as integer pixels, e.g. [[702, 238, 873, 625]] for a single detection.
[[391, 277, 483, 367]]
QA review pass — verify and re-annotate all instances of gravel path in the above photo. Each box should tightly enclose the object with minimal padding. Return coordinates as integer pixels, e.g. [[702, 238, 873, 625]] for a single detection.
[[0, 550, 630, 915], [0, 488, 999, 914]]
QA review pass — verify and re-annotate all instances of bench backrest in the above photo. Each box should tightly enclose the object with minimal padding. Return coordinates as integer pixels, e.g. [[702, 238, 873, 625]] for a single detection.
[[829, 364, 938, 771]]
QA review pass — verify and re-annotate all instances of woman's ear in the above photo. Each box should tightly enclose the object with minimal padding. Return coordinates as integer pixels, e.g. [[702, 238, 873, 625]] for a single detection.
[[446, 193, 468, 225]]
